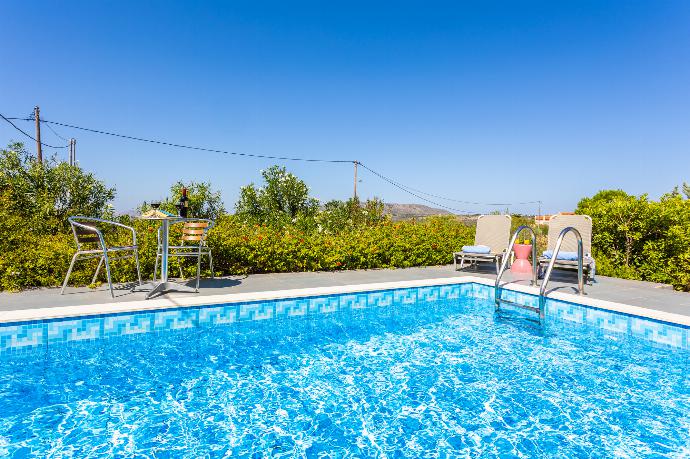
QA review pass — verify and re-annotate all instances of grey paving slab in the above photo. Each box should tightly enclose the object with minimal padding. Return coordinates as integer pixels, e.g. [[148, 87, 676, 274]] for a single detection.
[[0, 265, 689, 319]]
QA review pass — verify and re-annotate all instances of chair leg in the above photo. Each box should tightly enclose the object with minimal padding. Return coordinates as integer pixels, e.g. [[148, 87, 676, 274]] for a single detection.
[[103, 251, 115, 298], [495, 258, 500, 274], [195, 250, 202, 292], [208, 250, 214, 279], [453, 254, 457, 271], [60, 253, 79, 295], [459, 255, 465, 271], [133, 249, 142, 290], [91, 256, 104, 285]]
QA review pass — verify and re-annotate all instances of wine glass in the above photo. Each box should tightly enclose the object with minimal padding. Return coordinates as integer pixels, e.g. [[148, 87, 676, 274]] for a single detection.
[[150, 201, 161, 211]]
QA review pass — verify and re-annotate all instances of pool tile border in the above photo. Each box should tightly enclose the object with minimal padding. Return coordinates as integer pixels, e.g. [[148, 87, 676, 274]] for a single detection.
[[1, 279, 689, 354], [3, 276, 688, 328]]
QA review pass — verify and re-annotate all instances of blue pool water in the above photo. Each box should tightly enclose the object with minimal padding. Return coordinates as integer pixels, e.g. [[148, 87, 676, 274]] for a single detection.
[[0, 284, 689, 457]]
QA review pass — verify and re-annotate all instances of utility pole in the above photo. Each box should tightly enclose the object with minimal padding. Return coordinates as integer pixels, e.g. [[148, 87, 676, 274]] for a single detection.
[[69, 138, 76, 166], [34, 106, 42, 164], [353, 160, 358, 201]]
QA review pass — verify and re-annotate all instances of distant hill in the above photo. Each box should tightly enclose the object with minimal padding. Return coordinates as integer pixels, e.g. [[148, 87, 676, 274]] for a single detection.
[[384, 203, 453, 221]]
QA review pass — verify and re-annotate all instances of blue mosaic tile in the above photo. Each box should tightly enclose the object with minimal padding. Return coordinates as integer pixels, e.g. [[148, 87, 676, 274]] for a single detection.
[[340, 294, 368, 310], [0, 323, 44, 352], [439, 284, 461, 300], [198, 305, 237, 326], [104, 313, 153, 337], [47, 318, 102, 343], [418, 286, 439, 303], [275, 299, 305, 318], [393, 288, 417, 304], [238, 302, 274, 321], [1, 283, 689, 354], [308, 296, 339, 315], [153, 309, 197, 331], [367, 291, 393, 308]]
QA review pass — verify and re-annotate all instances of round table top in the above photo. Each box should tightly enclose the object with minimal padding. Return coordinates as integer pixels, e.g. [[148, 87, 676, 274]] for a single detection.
[[136, 213, 182, 221]]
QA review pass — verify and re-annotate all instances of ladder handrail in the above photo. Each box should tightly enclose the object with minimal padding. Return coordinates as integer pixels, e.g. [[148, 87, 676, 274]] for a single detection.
[[495, 225, 538, 308], [539, 226, 585, 297]]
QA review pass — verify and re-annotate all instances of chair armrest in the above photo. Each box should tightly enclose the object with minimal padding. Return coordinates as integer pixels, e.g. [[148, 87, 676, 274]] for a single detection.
[[68, 216, 138, 247]]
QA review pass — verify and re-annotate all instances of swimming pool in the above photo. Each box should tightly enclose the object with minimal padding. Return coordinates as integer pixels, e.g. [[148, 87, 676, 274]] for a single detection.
[[1, 283, 688, 457]]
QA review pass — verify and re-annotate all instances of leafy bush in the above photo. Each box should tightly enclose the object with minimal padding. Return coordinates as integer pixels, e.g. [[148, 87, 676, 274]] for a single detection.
[[210, 215, 473, 274], [2, 149, 687, 293], [0, 215, 474, 291], [317, 197, 388, 233], [577, 189, 690, 291], [235, 166, 318, 227], [0, 142, 115, 234]]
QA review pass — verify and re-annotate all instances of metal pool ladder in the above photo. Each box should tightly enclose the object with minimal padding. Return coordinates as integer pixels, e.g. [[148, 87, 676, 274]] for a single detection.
[[494, 225, 540, 316], [494, 225, 585, 320], [540, 226, 586, 299]]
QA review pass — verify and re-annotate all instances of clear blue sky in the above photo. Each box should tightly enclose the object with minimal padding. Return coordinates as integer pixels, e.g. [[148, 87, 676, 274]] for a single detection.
[[2, 1, 689, 215]]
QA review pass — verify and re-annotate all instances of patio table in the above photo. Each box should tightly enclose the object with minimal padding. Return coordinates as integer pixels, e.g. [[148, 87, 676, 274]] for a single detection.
[[137, 214, 196, 299]]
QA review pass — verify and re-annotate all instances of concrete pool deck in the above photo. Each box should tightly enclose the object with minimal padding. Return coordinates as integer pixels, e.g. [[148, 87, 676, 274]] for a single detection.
[[1, 265, 689, 325]]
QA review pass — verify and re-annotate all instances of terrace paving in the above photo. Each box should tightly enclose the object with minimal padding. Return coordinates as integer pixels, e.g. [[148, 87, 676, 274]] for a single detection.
[[1, 265, 689, 320]]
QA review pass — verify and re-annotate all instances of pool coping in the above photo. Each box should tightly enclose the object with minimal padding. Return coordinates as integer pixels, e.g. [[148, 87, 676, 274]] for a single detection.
[[1, 276, 689, 328]]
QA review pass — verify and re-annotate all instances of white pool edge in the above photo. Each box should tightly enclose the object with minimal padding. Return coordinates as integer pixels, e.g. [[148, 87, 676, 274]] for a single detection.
[[1, 276, 689, 327]]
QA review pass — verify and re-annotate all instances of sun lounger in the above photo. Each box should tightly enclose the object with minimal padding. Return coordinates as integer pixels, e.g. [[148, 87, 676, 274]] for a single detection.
[[453, 214, 512, 274], [538, 214, 596, 282]]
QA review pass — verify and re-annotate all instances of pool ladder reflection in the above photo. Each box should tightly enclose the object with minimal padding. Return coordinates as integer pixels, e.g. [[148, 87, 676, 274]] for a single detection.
[[494, 225, 585, 322]]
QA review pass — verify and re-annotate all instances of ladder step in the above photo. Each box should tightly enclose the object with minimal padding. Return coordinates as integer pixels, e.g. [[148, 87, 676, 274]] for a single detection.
[[495, 299, 540, 314]]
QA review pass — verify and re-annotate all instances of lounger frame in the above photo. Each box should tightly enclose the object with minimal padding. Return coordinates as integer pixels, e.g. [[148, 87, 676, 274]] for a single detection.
[[453, 214, 512, 274]]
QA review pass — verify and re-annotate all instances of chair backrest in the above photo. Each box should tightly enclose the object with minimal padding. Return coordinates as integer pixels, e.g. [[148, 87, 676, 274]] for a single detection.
[[181, 220, 212, 243], [547, 214, 592, 255], [474, 214, 512, 254], [68, 217, 103, 248]]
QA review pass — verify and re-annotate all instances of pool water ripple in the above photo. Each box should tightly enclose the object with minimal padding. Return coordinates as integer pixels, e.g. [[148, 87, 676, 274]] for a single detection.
[[0, 295, 689, 458]]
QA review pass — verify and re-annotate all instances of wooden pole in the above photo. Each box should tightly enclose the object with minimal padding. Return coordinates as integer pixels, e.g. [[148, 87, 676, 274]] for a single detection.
[[353, 160, 358, 201], [34, 106, 42, 164], [69, 138, 76, 166]]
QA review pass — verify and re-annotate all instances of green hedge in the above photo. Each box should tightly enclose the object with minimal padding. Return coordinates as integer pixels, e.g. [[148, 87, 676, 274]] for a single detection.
[[577, 190, 690, 291], [0, 216, 474, 291]]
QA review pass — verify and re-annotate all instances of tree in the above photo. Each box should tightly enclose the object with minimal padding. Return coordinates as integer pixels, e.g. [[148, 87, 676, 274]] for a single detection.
[[576, 189, 654, 268], [140, 181, 225, 220], [235, 166, 318, 226], [576, 188, 690, 290], [318, 197, 387, 233], [0, 142, 115, 233]]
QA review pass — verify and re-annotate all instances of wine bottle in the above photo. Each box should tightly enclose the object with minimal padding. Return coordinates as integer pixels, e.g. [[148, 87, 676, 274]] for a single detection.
[[179, 187, 189, 218]]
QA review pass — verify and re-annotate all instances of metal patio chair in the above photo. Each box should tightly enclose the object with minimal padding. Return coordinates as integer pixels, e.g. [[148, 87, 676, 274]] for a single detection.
[[154, 218, 215, 292], [61, 216, 142, 297]]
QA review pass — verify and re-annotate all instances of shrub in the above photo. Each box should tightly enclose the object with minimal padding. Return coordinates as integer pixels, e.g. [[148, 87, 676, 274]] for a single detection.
[[317, 197, 388, 233], [234, 166, 318, 227], [576, 189, 690, 291], [0, 142, 115, 234], [0, 215, 474, 291]]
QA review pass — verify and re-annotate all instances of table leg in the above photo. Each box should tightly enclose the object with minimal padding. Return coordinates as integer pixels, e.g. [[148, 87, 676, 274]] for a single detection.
[[145, 219, 194, 299], [160, 219, 169, 283]]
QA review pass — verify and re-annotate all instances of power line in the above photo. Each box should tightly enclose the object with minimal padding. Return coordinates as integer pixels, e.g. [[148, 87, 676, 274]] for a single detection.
[[1, 112, 543, 210], [0, 113, 69, 149], [43, 120, 69, 142], [358, 163, 475, 214], [40, 118, 353, 163], [358, 162, 540, 212]]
